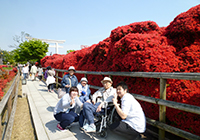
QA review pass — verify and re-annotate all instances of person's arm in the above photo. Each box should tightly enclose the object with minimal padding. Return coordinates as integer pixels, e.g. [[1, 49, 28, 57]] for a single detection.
[[75, 76, 78, 86], [105, 88, 116, 103], [62, 95, 72, 109], [96, 102, 104, 112], [86, 86, 91, 97], [92, 90, 100, 104], [75, 97, 83, 108], [112, 97, 127, 120], [61, 75, 67, 87]]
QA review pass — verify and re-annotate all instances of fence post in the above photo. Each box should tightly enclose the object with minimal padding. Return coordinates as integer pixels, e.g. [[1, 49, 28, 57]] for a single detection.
[[159, 78, 167, 140], [56, 71, 58, 88], [0, 116, 2, 139], [62, 72, 64, 78]]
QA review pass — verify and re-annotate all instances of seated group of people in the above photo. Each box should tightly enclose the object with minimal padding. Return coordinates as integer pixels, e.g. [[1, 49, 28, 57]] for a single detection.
[[53, 66, 146, 140]]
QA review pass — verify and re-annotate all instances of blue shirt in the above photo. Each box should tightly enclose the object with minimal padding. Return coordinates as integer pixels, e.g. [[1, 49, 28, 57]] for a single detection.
[[61, 74, 78, 93]]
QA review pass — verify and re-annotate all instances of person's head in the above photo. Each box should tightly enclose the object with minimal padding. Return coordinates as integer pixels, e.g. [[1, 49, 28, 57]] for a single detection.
[[80, 77, 88, 87], [68, 66, 75, 76], [69, 86, 79, 98], [116, 81, 129, 98], [39, 65, 42, 68], [101, 77, 113, 90], [47, 66, 52, 70]]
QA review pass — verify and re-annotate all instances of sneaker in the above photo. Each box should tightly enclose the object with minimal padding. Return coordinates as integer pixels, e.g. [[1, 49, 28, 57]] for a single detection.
[[84, 125, 96, 132], [79, 127, 84, 131], [83, 123, 89, 130], [57, 123, 65, 131]]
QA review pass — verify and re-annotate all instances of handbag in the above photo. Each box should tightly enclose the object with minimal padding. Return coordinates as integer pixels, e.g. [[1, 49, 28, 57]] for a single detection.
[[57, 88, 66, 99]]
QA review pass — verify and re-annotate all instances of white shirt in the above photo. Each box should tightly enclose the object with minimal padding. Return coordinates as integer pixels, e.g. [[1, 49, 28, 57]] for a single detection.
[[37, 68, 43, 76], [22, 66, 29, 73], [92, 87, 116, 108], [121, 93, 146, 133], [54, 94, 83, 115], [30, 65, 38, 73]]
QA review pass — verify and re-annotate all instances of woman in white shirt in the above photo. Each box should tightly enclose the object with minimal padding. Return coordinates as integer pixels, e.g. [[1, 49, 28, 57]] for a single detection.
[[110, 81, 146, 140], [22, 64, 29, 79], [54, 86, 83, 131]]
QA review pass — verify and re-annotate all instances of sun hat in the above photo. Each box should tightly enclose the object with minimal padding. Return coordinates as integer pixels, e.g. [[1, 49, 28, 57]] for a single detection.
[[101, 77, 113, 84], [80, 77, 88, 83], [68, 66, 76, 71]]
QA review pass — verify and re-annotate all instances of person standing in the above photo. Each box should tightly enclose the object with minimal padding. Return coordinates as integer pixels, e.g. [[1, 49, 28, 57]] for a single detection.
[[110, 81, 146, 140], [44, 66, 51, 80], [22, 64, 29, 79], [61, 66, 78, 93], [46, 67, 55, 92], [30, 63, 38, 81], [37, 65, 43, 81]]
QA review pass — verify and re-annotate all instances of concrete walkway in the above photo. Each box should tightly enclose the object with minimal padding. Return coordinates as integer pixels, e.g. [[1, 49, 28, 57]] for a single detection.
[[22, 78, 128, 140]]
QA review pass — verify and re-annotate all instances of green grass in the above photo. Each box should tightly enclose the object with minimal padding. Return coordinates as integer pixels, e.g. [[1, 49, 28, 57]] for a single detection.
[[2, 67, 13, 70]]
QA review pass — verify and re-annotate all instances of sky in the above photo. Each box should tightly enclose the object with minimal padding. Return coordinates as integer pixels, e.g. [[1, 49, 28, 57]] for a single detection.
[[0, 0, 199, 55]]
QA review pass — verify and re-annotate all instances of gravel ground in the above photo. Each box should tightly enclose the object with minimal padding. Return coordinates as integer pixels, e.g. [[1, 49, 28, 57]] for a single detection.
[[11, 79, 36, 140]]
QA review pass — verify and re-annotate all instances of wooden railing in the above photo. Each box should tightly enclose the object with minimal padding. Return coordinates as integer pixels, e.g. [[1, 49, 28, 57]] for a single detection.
[[0, 72, 19, 140], [45, 68, 200, 140]]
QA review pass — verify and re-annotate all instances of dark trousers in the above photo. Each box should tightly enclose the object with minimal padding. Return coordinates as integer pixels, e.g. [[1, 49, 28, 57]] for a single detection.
[[79, 110, 85, 127], [48, 84, 54, 90], [110, 121, 141, 140], [38, 75, 42, 80], [54, 109, 79, 129]]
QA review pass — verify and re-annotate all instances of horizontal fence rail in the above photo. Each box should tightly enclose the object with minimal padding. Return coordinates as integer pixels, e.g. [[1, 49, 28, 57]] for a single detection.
[[45, 68, 200, 140]]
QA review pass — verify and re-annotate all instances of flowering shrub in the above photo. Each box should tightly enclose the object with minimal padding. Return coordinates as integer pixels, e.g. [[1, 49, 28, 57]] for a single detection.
[[41, 4, 200, 135], [0, 66, 18, 100]]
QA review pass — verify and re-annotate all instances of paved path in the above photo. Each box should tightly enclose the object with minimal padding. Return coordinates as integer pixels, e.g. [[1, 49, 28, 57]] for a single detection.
[[22, 78, 129, 140]]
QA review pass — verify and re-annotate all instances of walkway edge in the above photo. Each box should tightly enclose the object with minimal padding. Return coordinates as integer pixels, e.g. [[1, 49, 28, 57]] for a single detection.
[[25, 85, 49, 140]]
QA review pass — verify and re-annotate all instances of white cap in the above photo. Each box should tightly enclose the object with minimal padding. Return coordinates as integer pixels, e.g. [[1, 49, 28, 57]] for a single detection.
[[68, 66, 76, 71], [80, 77, 88, 83], [101, 77, 113, 84]]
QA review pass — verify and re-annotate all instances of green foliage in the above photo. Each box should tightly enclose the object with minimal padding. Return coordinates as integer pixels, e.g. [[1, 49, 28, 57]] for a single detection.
[[3, 50, 16, 65], [67, 50, 75, 54], [14, 40, 49, 63]]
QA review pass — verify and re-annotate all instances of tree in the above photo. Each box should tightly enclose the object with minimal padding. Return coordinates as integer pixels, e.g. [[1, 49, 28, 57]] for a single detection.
[[67, 50, 75, 54], [14, 39, 49, 63], [9, 31, 31, 48], [3, 50, 15, 65]]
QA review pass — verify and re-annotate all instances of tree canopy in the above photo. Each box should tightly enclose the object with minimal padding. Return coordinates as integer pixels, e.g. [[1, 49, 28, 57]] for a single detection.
[[3, 50, 15, 65], [14, 40, 49, 63]]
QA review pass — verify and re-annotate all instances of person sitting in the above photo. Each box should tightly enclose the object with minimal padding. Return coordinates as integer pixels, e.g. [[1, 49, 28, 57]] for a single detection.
[[77, 77, 91, 103], [80, 77, 116, 132], [54, 86, 83, 131], [110, 81, 146, 140], [61, 66, 78, 93]]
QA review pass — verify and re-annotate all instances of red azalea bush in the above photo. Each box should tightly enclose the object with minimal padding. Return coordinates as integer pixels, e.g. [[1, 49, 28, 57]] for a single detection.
[[0, 66, 18, 100], [41, 4, 200, 135]]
